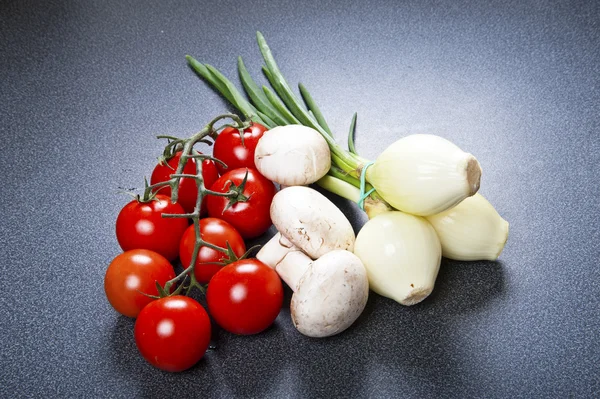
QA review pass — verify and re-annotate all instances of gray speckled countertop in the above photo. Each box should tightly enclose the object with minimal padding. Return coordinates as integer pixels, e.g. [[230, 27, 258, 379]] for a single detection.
[[1, 0, 599, 397]]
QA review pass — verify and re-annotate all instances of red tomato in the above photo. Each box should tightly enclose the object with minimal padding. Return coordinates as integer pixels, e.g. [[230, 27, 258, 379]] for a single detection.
[[115, 194, 188, 261], [213, 122, 267, 175], [150, 150, 219, 215], [206, 168, 275, 239], [207, 259, 283, 335], [104, 249, 175, 318], [134, 295, 211, 372], [179, 218, 246, 283]]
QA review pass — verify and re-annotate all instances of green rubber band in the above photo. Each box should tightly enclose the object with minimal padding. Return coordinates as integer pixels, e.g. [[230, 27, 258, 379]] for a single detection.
[[358, 161, 376, 211]]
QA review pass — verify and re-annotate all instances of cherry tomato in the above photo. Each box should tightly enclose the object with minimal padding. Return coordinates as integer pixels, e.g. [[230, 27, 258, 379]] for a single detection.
[[115, 194, 188, 261], [206, 168, 275, 239], [104, 249, 175, 318], [150, 150, 219, 215], [213, 122, 267, 175], [207, 259, 283, 335], [134, 295, 211, 372], [179, 218, 246, 283]]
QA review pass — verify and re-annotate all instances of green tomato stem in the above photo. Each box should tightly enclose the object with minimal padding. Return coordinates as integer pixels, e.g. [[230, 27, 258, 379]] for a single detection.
[[151, 113, 249, 296]]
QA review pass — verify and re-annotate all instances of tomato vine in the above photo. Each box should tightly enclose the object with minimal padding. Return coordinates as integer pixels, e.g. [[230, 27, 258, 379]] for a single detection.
[[142, 113, 254, 296]]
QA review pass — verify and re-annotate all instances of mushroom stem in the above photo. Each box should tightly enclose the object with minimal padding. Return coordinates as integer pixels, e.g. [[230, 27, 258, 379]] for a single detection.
[[256, 233, 299, 269], [275, 251, 312, 292]]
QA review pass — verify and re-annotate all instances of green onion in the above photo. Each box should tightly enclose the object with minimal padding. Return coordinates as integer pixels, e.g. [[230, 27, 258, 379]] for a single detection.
[[186, 56, 236, 105], [299, 83, 332, 136], [255, 111, 277, 129], [256, 35, 316, 128], [204, 64, 261, 121], [185, 34, 389, 215], [347, 112, 358, 155], [255, 32, 361, 175], [262, 86, 301, 124], [237, 57, 287, 126]]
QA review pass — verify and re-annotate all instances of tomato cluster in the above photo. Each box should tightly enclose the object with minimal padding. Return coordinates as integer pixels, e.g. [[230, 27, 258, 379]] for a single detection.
[[104, 122, 284, 372]]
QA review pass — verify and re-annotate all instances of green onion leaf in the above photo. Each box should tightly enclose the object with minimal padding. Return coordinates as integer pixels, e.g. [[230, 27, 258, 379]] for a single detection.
[[204, 64, 260, 120], [256, 110, 276, 129], [186, 55, 235, 105], [299, 83, 332, 136], [187, 56, 265, 124], [263, 86, 301, 124], [238, 57, 288, 126], [256, 32, 317, 128], [256, 31, 357, 172], [348, 112, 358, 155]]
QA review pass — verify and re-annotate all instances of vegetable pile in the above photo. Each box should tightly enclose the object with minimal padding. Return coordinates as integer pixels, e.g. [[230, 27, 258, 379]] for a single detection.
[[104, 32, 509, 372]]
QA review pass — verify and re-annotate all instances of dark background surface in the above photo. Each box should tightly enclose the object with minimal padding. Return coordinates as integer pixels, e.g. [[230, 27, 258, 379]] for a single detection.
[[1, 0, 599, 397]]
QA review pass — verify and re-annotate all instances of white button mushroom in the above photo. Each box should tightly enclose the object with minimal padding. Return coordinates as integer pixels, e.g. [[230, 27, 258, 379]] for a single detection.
[[256, 186, 367, 337], [256, 185, 356, 269], [269, 186, 355, 259], [276, 249, 369, 338], [254, 125, 331, 186]]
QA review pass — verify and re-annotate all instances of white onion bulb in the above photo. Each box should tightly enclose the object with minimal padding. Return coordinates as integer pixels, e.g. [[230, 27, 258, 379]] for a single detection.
[[367, 134, 482, 216], [425, 193, 509, 261], [353, 211, 441, 306]]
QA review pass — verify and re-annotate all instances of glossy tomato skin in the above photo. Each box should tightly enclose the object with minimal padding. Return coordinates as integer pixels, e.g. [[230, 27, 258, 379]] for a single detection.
[[206, 168, 276, 239], [179, 218, 246, 283], [213, 122, 267, 175], [150, 151, 219, 215], [207, 259, 283, 335], [134, 295, 211, 372], [104, 249, 175, 318], [115, 194, 188, 261]]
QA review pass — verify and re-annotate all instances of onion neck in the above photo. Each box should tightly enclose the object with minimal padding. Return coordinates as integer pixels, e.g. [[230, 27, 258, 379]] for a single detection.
[[316, 175, 393, 219]]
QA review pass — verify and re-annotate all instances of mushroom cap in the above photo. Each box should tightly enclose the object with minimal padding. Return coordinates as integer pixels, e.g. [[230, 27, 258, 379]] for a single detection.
[[254, 125, 331, 186], [291, 250, 369, 338], [270, 186, 355, 259]]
